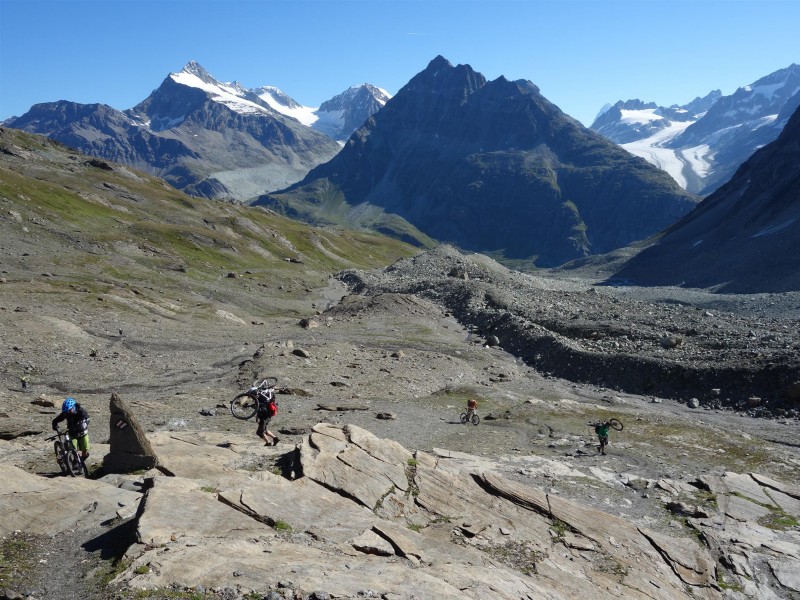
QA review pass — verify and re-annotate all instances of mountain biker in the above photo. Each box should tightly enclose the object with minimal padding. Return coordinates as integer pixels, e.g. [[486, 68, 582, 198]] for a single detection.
[[466, 398, 478, 418], [594, 420, 611, 455], [52, 397, 91, 460], [256, 396, 279, 446]]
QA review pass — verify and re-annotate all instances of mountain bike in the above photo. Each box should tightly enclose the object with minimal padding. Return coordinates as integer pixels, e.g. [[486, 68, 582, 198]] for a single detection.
[[46, 428, 89, 477], [460, 408, 480, 426], [231, 377, 278, 420]]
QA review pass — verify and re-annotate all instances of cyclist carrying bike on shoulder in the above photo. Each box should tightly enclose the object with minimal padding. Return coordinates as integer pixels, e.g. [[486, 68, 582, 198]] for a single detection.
[[52, 397, 91, 460], [594, 420, 611, 455], [255, 388, 279, 447]]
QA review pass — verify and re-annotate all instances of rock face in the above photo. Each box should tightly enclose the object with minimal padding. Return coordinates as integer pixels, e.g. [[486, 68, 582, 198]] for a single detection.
[[258, 56, 698, 267], [104, 425, 723, 599], [3, 422, 799, 599], [610, 102, 800, 293], [103, 393, 159, 473]]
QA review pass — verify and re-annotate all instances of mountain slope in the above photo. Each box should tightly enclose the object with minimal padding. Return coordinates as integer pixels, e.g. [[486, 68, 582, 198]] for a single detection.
[[0, 125, 417, 318], [592, 64, 800, 196], [257, 56, 698, 267], [607, 103, 800, 293], [5, 62, 389, 201]]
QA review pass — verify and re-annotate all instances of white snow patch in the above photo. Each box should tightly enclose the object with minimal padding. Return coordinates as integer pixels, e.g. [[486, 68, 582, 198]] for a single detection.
[[257, 91, 319, 126], [753, 219, 796, 238], [314, 108, 345, 128], [621, 120, 695, 188], [749, 81, 788, 102], [679, 144, 713, 178], [171, 71, 269, 116], [619, 108, 662, 125]]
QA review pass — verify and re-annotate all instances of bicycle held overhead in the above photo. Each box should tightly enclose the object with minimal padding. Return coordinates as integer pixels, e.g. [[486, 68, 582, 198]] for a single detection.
[[231, 377, 280, 446], [588, 418, 623, 455]]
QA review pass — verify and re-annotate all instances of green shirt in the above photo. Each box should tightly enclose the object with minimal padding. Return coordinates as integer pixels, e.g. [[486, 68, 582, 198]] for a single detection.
[[595, 423, 610, 437]]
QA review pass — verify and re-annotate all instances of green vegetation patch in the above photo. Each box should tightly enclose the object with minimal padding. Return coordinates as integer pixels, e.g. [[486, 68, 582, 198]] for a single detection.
[[0, 531, 44, 591], [272, 519, 292, 532], [480, 541, 543, 576], [757, 511, 799, 531]]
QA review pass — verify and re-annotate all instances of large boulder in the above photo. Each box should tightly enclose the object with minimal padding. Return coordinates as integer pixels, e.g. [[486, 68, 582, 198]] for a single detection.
[[103, 393, 159, 473]]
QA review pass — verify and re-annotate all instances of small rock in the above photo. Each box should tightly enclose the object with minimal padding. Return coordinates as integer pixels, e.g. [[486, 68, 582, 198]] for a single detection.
[[292, 348, 311, 358], [659, 334, 682, 349], [31, 395, 56, 408], [687, 398, 700, 409], [376, 412, 397, 420]]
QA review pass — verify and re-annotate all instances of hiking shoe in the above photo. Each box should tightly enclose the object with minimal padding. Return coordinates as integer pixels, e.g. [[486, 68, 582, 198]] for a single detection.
[[272, 437, 280, 445]]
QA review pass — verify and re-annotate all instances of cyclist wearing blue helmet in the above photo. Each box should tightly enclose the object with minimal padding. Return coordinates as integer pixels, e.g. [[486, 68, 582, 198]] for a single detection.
[[52, 397, 91, 460]]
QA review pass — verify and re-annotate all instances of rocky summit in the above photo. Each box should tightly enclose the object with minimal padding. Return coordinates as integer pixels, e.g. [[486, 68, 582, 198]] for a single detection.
[[258, 56, 698, 267]]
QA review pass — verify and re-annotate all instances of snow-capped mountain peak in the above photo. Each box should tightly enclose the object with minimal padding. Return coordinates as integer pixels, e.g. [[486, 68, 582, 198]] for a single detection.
[[169, 61, 271, 116], [591, 65, 800, 196], [253, 86, 317, 126]]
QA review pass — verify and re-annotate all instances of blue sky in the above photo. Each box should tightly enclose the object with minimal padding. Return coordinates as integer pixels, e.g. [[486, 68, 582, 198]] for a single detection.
[[1, 0, 798, 126]]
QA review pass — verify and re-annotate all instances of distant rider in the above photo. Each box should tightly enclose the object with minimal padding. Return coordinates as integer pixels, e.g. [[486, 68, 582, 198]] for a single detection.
[[466, 398, 478, 419], [52, 397, 91, 460], [594, 420, 611, 455]]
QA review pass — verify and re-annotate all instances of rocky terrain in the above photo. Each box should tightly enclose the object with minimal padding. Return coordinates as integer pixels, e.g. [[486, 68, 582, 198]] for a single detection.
[[1, 128, 799, 599]]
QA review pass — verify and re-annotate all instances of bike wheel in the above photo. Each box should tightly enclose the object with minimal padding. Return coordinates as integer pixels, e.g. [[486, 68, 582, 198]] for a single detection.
[[460, 412, 468, 424], [471, 413, 480, 426], [609, 418, 624, 431], [66, 449, 82, 477], [231, 393, 258, 420], [53, 441, 68, 475]]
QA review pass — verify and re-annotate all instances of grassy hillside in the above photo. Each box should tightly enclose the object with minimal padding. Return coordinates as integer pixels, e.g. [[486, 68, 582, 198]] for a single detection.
[[0, 127, 418, 319]]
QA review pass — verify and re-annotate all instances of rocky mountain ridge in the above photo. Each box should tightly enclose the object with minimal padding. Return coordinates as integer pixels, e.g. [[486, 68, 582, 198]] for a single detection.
[[592, 64, 800, 196], [259, 56, 699, 267], [605, 100, 800, 293], [2, 61, 389, 201]]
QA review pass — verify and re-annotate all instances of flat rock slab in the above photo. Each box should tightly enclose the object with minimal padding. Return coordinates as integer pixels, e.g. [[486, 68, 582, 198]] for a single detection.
[[769, 559, 800, 592], [218, 472, 377, 545], [720, 471, 774, 505], [146, 431, 261, 481], [0, 463, 140, 537], [114, 538, 550, 600], [135, 476, 269, 546], [751, 472, 800, 502]]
